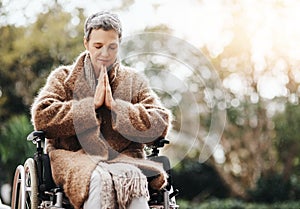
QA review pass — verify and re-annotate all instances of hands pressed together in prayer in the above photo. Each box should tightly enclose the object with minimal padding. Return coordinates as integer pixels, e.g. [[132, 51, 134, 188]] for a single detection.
[[94, 65, 116, 110]]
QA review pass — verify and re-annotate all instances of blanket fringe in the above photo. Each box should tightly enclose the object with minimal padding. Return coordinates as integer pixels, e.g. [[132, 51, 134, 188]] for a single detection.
[[100, 163, 149, 209]]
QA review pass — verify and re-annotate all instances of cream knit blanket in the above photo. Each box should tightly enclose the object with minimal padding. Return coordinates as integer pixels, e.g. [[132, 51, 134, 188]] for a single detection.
[[96, 162, 149, 209]]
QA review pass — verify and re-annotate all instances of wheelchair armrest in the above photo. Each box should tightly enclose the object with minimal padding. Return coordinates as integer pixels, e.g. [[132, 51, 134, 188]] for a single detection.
[[27, 131, 46, 156], [148, 138, 170, 157], [153, 138, 169, 148], [27, 130, 45, 144]]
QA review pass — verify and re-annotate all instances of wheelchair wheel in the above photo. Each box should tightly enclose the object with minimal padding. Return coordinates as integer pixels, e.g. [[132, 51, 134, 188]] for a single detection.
[[11, 165, 25, 209], [24, 158, 39, 209]]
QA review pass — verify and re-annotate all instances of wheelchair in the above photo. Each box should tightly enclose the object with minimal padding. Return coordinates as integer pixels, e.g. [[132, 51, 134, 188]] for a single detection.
[[11, 131, 179, 209]]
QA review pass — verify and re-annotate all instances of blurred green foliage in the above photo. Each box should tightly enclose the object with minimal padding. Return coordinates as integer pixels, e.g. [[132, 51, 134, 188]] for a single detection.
[[248, 174, 291, 202], [0, 3, 85, 185], [172, 159, 229, 201], [0, 115, 34, 183], [0, 4, 85, 122], [273, 103, 300, 179]]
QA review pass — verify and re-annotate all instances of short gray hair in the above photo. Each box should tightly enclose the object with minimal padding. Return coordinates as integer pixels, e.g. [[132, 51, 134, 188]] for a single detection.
[[84, 11, 122, 41]]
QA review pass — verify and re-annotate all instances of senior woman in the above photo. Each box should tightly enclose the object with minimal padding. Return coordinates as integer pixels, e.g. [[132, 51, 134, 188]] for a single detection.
[[31, 11, 171, 209]]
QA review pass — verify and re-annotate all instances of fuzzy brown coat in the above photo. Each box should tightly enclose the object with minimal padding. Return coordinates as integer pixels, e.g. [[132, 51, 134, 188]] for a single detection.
[[31, 51, 171, 209]]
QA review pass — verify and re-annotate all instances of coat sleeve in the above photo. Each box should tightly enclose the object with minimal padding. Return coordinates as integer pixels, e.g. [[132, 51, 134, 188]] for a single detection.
[[111, 73, 172, 144], [31, 67, 100, 139]]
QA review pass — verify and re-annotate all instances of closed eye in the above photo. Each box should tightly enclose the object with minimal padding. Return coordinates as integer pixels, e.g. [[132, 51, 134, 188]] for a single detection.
[[109, 46, 117, 50], [109, 43, 118, 50], [94, 44, 103, 49]]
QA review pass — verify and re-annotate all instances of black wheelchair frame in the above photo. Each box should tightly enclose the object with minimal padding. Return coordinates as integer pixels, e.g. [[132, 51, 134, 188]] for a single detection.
[[11, 131, 179, 209]]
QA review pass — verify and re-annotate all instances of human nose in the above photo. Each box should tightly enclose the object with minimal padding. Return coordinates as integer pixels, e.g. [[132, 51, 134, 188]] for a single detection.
[[99, 46, 109, 57]]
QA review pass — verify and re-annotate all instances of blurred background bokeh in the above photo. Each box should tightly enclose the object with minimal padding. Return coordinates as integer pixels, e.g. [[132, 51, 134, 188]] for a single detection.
[[1, 0, 300, 208]]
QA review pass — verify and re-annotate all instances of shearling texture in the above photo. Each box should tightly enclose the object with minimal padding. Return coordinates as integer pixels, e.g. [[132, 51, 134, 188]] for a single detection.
[[31, 51, 171, 209]]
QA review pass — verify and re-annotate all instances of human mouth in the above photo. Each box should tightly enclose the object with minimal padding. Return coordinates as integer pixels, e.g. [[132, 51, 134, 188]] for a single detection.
[[98, 59, 110, 64]]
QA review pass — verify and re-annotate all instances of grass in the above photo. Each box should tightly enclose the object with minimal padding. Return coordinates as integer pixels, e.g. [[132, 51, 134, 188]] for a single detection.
[[177, 199, 300, 209]]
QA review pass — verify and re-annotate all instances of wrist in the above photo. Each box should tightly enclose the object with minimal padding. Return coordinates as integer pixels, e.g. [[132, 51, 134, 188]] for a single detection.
[[109, 100, 117, 111]]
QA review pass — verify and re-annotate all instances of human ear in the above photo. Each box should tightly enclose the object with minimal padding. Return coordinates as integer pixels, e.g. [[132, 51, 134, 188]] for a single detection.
[[83, 38, 89, 50]]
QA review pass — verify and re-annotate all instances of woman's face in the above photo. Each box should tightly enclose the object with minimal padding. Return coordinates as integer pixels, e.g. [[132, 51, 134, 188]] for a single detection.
[[84, 28, 119, 76]]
